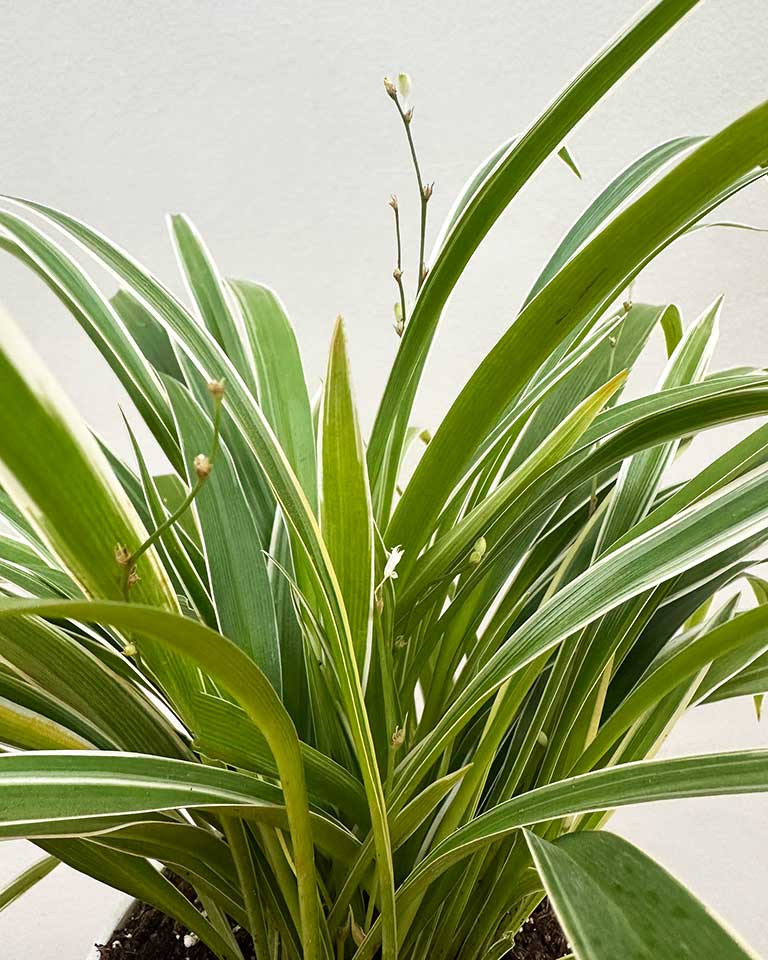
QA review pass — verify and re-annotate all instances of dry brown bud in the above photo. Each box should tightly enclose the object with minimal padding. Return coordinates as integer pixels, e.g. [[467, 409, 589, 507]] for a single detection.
[[422, 181, 434, 202], [207, 379, 225, 400], [389, 194, 398, 211], [393, 267, 403, 281], [194, 453, 213, 480], [404, 107, 414, 125], [391, 724, 406, 750], [622, 300, 633, 313], [375, 586, 384, 615], [126, 568, 141, 589], [115, 544, 132, 566], [383, 76, 397, 99]]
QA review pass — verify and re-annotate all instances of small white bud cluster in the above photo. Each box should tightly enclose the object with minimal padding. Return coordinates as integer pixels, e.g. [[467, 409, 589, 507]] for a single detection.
[[383, 72, 413, 109]]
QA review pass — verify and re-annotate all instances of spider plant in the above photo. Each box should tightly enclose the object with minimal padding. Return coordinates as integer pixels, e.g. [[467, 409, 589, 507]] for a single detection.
[[1, 2, 768, 958]]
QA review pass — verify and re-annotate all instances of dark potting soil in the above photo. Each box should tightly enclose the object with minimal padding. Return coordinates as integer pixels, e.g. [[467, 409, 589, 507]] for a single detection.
[[95, 880, 256, 960], [509, 900, 570, 959], [96, 885, 567, 960]]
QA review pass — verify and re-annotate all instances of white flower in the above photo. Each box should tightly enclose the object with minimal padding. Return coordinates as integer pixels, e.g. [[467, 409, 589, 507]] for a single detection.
[[383, 544, 404, 581], [183, 933, 199, 948]]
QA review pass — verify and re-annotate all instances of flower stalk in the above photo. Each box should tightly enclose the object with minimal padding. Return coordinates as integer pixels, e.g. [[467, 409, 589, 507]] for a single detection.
[[390, 195, 408, 334], [117, 379, 225, 599], [384, 74, 432, 296]]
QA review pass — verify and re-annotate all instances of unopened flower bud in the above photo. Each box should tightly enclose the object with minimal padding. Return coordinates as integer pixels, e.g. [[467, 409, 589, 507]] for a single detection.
[[622, 300, 633, 313], [123, 642, 138, 658], [375, 587, 384, 615], [469, 536, 487, 566], [207, 379, 225, 400], [393, 302, 404, 337], [397, 73, 412, 101], [194, 453, 212, 480], [537, 730, 549, 748], [383, 76, 397, 99], [404, 107, 414, 125], [419, 428, 431, 444]]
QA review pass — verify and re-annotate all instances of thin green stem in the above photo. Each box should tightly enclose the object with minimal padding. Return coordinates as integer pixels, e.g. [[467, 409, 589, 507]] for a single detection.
[[389, 95, 430, 292], [391, 197, 408, 332], [222, 815, 270, 960], [119, 385, 224, 598]]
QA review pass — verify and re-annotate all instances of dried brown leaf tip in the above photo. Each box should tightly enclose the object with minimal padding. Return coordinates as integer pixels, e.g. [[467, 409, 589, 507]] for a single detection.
[[349, 909, 366, 948]]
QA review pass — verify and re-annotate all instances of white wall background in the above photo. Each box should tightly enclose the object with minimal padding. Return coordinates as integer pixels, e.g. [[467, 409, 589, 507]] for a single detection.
[[0, 0, 767, 956]]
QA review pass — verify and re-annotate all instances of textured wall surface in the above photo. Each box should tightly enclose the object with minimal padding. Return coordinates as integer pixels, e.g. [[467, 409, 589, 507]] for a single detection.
[[0, 0, 766, 956]]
